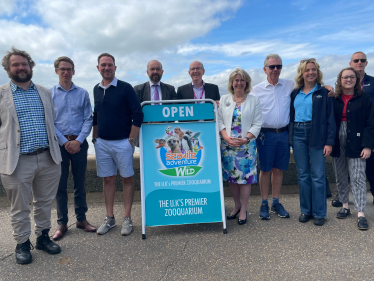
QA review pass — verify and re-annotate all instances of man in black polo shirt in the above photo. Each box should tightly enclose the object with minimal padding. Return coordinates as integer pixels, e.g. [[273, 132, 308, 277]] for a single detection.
[[92, 53, 143, 236], [333, 51, 374, 207]]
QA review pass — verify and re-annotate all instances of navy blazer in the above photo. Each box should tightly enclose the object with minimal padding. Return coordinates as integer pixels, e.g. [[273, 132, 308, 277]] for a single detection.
[[176, 82, 220, 101], [289, 84, 336, 149]]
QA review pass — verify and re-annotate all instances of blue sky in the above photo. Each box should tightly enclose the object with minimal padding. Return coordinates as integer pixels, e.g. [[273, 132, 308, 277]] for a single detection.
[[1, 0, 374, 95]]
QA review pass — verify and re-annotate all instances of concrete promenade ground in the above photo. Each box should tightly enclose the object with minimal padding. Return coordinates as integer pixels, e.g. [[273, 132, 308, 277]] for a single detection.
[[1, 187, 374, 281]]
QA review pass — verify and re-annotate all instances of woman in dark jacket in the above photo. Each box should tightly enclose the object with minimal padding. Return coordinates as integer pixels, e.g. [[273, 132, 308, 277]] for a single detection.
[[289, 58, 336, 226], [332, 67, 374, 230]]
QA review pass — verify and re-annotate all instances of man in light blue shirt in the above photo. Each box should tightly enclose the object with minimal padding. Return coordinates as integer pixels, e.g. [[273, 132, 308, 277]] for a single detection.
[[51, 56, 96, 240]]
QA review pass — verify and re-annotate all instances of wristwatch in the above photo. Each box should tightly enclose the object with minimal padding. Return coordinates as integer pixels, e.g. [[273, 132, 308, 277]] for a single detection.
[[128, 138, 135, 143], [245, 137, 250, 143]]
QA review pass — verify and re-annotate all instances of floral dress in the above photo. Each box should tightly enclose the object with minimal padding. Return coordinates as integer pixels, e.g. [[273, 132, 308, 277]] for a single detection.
[[220, 105, 257, 184]]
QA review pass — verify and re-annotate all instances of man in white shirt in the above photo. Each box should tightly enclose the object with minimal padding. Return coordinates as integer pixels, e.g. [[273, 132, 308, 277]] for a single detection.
[[252, 54, 333, 220]]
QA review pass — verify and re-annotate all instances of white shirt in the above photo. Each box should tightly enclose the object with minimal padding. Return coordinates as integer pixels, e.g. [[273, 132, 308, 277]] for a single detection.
[[192, 81, 205, 104], [149, 81, 162, 102], [99, 77, 118, 89], [251, 78, 295, 129]]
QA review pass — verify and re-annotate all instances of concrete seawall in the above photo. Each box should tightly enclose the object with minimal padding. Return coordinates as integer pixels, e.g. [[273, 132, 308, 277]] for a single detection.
[[0, 152, 346, 197]]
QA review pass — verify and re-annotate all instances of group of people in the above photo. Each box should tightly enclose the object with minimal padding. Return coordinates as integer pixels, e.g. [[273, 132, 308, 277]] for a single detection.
[[220, 53, 374, 231], [0, 47, 373, 266]]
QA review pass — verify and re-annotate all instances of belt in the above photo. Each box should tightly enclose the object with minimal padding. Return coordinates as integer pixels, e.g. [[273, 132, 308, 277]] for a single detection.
[[25, 147, 49, 155], [64, 135, 78, 140], [261, 126, 288, 133], [294, 121, 312, 125]]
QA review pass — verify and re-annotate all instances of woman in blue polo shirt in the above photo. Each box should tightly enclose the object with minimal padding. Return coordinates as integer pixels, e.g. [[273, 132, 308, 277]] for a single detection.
[[289, 59, 336, 226]]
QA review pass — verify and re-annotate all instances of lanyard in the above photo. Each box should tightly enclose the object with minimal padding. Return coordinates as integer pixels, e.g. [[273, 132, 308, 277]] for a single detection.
[[193, 87, 205, 102]]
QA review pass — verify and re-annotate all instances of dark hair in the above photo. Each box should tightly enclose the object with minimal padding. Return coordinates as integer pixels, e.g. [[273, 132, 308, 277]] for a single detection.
[[1, 46, 35, 70], [54, 56, 75, 69], [335, 67, 363, 97], [97, 53, 115, 65]]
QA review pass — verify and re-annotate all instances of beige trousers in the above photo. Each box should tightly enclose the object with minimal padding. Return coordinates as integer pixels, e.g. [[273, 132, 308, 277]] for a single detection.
[[1, 151, 61, 244]]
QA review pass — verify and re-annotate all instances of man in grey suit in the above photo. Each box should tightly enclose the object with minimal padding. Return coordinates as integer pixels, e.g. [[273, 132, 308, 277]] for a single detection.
[[177, 61, 220, 106], [0, 47, 62, 264], [134, 60, 177, 103]]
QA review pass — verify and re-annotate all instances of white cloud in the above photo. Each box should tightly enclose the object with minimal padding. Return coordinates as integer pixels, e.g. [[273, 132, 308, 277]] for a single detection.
[[176, 40, 316, 58], [0, 0, 16, 15]]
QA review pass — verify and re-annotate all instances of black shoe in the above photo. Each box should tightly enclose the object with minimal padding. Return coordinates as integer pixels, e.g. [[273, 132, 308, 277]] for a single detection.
[[35, 229, 61, 254], [227, 208, 241, 220], [238, 212, 247, 225], [358, 217, 368, 230], [332, 195, 343, 207], [337, 207, 351, 219], [15, 239, 33, 264], [314, 218, 325, 226], [299, 214, 312, 223]]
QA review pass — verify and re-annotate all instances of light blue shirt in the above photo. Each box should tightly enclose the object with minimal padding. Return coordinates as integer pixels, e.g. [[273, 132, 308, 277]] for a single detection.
[[294, 84, 317, 122], [51, 83, 93, 145]]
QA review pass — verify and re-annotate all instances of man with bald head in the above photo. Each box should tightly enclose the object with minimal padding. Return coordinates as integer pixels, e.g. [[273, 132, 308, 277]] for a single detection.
[[134, 60, 177, 104], [177, 61, 220, 105]]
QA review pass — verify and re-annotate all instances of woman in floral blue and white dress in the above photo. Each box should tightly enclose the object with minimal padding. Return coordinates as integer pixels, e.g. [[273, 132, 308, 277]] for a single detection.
[[218, 68, 262, 225]]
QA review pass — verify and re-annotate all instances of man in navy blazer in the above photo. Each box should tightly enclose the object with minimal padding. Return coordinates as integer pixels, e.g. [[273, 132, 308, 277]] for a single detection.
[[134, 60, 177, 103], [177, 61, 220, 106]]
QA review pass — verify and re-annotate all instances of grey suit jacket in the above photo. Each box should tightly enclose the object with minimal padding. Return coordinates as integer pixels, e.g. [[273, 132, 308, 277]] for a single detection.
[[176, 82, 220, 101], [0, 82, 62, 175], [134, 81, 177, 103]]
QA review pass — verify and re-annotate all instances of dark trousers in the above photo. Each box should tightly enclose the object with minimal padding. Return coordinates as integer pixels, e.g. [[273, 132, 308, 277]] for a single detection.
[[367, 153, 374, 197], [56, 140, 88, 225]]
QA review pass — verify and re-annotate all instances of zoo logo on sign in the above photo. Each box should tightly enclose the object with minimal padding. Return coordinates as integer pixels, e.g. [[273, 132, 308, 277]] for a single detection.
[[153, 126, 203, 177]]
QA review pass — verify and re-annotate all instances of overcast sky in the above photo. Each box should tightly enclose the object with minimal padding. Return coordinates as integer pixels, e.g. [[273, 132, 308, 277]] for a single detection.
[[1, 0, 374, 101]]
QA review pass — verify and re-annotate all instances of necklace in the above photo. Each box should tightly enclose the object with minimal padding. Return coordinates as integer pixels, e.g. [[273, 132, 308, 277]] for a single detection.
[[233, 94, 246, 104]]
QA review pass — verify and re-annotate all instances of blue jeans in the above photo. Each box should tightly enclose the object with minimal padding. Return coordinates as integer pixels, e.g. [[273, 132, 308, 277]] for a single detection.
[[293, 122, 327, 218]]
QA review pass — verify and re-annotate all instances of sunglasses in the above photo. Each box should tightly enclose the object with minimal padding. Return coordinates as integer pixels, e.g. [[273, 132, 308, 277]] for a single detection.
[[265, 65, 282, 70], [352, 59, 367, 63], [300, 58, 316, 63]]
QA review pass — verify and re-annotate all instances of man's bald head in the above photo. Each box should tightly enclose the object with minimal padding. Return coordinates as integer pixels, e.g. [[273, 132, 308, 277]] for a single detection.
[[147, 60, 164, 84]]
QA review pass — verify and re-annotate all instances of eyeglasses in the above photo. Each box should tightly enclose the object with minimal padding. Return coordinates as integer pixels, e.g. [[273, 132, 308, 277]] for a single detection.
[[57, 68, 73, 73], [148, 67, 162, 72], [300, 58, 316, 63], [265, 65, 282, 70], [352, 59, 367, 63], [189, 67, 203, 71], [341, 76, 356, 80]]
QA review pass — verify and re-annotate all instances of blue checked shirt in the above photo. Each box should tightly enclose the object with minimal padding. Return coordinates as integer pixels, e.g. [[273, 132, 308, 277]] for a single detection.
[[11, 81, 49, 154]]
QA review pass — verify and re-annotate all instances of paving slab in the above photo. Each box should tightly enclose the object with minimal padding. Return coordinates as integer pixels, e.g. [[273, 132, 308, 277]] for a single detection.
[[1, 192, 374, 281]]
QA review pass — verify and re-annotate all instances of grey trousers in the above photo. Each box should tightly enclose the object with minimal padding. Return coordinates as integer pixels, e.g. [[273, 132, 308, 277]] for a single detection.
[[1, 151, 61, 244], [332, 122, 367, 212]]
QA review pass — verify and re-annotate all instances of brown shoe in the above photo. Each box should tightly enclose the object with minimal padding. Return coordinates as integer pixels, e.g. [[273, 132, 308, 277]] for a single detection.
[[76, 220, 96, 232], [52, 224, 68, 241]]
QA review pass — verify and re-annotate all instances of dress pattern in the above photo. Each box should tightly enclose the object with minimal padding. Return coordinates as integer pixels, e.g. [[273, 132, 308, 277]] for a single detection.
[[221, 105, 257, 184]]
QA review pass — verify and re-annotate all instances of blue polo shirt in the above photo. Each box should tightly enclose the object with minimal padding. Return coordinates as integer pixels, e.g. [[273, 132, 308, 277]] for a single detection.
[[294, 84, 317, 122]]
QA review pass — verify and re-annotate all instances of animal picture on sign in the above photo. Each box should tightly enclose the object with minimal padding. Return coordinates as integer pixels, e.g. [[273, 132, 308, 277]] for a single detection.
[[154, 126, 204, 177]]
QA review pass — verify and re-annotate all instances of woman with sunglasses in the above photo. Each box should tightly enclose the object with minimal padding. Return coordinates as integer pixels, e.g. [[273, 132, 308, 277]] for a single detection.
[[331, 67, 374, 230], [289, 58, 336, 226]]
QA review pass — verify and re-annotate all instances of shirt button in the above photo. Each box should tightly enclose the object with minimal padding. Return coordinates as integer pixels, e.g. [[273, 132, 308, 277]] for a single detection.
[[348, 130, 350, 132], [347, 110, 350, 112], [17, 144, 20, 146], [347, 140, 350, 142]]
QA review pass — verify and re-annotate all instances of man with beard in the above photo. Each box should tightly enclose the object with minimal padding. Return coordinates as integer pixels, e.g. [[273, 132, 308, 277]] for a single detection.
[[134, 60, 177, 104], [0, 47, 62, 264]]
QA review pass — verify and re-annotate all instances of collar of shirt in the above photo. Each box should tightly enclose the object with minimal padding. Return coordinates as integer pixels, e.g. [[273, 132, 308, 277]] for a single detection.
[[192, 80, 205, 90], [149, 81, 161, 87], [299, 83, 318, 95], [264, 78, 283, 88], [57, 82, 77, 92], [10, 80, 35, 93], [99, 77, 118, 89]]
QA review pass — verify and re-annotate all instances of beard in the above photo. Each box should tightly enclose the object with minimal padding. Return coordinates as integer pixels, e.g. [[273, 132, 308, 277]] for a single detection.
[[150, 73, 162, 83], [8, 69, 33, 83]]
